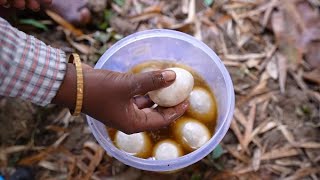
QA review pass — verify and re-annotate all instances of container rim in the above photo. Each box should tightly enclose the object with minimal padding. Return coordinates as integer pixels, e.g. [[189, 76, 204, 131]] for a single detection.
[[87, 29, 235, 172]]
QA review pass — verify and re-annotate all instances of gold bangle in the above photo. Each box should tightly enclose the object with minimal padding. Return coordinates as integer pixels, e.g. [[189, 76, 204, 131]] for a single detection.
[[68, 53, 83, 116]]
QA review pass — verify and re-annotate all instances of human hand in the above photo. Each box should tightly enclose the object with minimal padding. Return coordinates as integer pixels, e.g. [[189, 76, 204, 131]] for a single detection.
[[53, 64, 189, 134], [0, 0, 52, 11]]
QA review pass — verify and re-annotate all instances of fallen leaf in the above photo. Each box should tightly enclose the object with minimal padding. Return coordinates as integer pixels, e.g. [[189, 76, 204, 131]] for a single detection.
[[243, 104, 256, 151], [223, 53, 266, 61], [267, 164, 292, 176], [230, 120, 248, 153], [248, 80, 268, 98], [277, 53, 287, 93], [305, 42, 320, 68], [296, 1, 320, 68], [45, 10, 83, 37], [266, 57, 278, 79], [224, 145, 250, 163], [296, 142, 320, 149], [252, 148, 261, 171], [283, 167, 320, 180], [303, 68, 320, 84], [261, 147, 299, 160], [275, 159, 302, 167], [65, 31, 92, 55], [251, 120, 277, 140], [19, 19, 48, 31], [75, 141, 105, 180], [246, 59, 260, 68], [19, 147, 56, 166], [271, 5, 302, 70], [277, 123, 296, 145], [129, 4, 163, 22], [234, 108, 247, 127]]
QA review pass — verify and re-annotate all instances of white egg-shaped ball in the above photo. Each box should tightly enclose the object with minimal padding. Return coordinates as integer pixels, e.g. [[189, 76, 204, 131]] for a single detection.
[[115, 131, 152, 158], [172, 117, 211, 152], [153, 139, 183, 160], [148, 68, 194, 107], [187, 87, 217, 122]]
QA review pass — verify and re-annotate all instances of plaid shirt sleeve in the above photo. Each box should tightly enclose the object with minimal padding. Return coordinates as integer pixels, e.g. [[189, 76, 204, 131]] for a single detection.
[[0, 17, 67, 106]]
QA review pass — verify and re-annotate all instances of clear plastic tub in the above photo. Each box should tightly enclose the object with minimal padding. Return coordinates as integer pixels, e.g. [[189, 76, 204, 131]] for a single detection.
[[86, 29, 235, 172]]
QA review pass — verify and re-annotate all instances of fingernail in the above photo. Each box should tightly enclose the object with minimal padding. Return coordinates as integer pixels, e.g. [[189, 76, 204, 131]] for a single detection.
[[161, 70, 176, 82]]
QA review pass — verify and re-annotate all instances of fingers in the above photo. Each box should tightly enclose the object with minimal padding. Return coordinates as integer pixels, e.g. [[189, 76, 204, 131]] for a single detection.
[[133, 95, 154, 109], [127, 100, 189, 133], [0, 0, 7, 5], [27, 0, 40, 11], [13, 0, 26, 9], [38, 0, 52, 6], [129, 70, 176, 96]]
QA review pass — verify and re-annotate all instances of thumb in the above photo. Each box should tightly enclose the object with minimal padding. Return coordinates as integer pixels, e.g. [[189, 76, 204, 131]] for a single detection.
[[130, 70, 176, 96]]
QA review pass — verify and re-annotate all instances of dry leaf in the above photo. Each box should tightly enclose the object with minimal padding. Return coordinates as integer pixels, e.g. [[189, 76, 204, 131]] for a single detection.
[[283, 167, 320, 180], [249, 92, 274, 106], [246, 59, 260, 68], [251, 120, 277, 139], [38, 160, 65, 172], [261, 147, 299, 160], [252, 148, 261, 171], [19, 147, 56, 166], [248, 80, 268, 98], [297, 1, 320, 68], [259, 121, 277, 134], [65, 31, 92, 55], [230, 120, 248, 153], [261, 0, 278, 28], [73, 141, 105, 180], [45, 10, 83, 37], [266, 57, 278, 79], [275, 159, 302, 167], [277, 123, 296, 145], [52, 133, 70, 148], [296, 142, 320, 149], [267, 164, 292, 176], [303, 68, 320, 84], [243, 104, 257, 151], [271, 6, 302, 70], [224, 53, 266, 61], [224, 145, 250, 163], [306, 90, 320, 103], [129, 4, 163, 22], [277, 53, 287, 93], [234, 108, 247, 127]]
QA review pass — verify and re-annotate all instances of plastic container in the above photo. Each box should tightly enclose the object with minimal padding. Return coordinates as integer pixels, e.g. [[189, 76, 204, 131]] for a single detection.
[[86, 29, 235, 172]]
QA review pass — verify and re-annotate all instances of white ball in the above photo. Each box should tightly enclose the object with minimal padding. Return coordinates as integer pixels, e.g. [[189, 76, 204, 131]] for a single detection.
[[173, 117, 211, 151], [153, 139, 183, 160], [187, 87, 216, 122], [148, 67, 194, 107], [115, 131, 152, 158]]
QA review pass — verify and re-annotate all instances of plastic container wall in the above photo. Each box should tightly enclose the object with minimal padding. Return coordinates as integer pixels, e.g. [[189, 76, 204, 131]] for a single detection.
[[86, 29, 235, 172]]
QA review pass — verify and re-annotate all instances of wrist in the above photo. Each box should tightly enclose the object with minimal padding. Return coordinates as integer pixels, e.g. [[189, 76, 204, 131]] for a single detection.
[[52, 63, 77, 110]]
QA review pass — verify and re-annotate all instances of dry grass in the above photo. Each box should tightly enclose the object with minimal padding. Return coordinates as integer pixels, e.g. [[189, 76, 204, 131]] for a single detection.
[[0, 0, 319, 179]]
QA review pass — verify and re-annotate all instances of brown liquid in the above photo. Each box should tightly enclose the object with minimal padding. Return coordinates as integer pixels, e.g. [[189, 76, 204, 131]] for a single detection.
[[107, 60, 218, 157]]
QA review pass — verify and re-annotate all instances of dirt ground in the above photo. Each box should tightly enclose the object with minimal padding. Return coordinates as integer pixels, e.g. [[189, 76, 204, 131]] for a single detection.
[[0, 0, 319, 179]]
